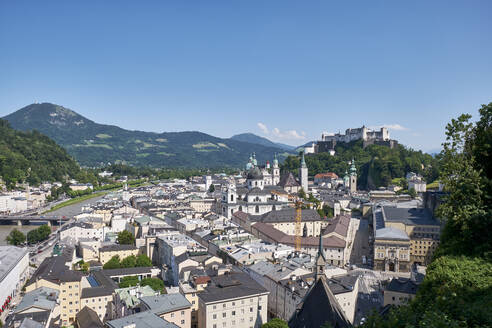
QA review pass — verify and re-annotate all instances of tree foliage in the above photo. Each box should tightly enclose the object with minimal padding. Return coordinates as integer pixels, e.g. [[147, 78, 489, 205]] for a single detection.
[[6, 229, 26, 246], [27, 225, 51, 244], [0, 119, 80, 189], [261, 318, 289, 328], [120, 255, 137, 268], [364, 103, 492, 328], [118, 275, 139, 288], [282, 140, 439, 190], [103, 255, 121, 270], [141, 277, 165, 293], [103, 254, 152, 270], [136, 254, 152, 267], [117, 230, 135, 245]]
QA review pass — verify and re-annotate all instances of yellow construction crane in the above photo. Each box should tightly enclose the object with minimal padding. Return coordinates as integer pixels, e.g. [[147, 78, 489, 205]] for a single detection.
[[295, 199, 303, 252]]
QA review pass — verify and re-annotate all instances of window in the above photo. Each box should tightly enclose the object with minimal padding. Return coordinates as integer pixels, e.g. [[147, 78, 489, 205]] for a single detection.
[[255, 205, 259, 213], [250, 317, 253, 322], [181, 311, 184, 315], [258, 305, 262, 310], [250, 307, 253, 312], [213, 314, 217, 319], [223, 304, 226, 308], [232, 311, 235, 316], [192, 300, 195, 305], [223, 313, 226, 318], [181, 320, 185, 324], [171, 313, 175, 318], [213, 325, 217, 328], [213, 305, 217, 310]]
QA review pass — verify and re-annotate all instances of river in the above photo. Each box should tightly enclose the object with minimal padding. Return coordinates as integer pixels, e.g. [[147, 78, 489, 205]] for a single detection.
[[0, 194, 106, 245]]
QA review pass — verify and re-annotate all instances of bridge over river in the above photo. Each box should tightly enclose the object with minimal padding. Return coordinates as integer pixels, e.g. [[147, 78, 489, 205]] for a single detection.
[[0, 215, 70, 226]]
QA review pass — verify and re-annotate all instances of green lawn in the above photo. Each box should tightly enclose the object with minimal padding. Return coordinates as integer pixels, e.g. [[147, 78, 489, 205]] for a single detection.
[[427, 180, 440, 189], [43, 192, 108, 213]]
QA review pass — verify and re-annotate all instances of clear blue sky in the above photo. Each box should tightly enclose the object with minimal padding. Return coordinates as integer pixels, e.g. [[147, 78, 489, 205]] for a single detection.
[[1, 1, 491, 152]]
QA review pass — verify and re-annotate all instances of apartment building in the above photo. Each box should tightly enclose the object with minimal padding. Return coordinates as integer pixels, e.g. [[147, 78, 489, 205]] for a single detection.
[[197, 272, 269, 328], [140, 293, 192, 328], [99, 244, 139, 265]]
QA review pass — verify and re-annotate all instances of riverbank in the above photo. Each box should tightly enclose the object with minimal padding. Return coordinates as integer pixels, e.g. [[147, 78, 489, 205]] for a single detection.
[[43, 192, 109, 214]]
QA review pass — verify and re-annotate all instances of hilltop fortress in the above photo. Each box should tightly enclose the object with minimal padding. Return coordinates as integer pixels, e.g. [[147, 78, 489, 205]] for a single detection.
[[306, 126, 398, 154]]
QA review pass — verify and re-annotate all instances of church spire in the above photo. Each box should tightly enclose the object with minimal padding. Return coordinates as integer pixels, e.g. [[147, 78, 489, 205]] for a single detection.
[[301, 151, 307, 168], [316, 233, 326, 281]]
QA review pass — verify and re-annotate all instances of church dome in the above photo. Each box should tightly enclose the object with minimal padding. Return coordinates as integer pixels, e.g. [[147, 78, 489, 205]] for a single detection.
[[247, 167, 263, 180]]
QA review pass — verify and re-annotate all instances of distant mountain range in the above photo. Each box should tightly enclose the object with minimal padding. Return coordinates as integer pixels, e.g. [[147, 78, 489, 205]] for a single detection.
[[3, 103, 294, 168]]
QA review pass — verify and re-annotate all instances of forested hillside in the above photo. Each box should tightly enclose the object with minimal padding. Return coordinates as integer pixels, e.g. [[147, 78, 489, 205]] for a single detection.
[[4, 103, 292, 168], [364, 103, 492, 328], [281, 140, 439, 189], [0, 119, 80, 188]]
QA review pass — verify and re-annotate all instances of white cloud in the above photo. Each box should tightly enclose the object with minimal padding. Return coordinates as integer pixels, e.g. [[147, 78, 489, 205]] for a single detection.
[[272, 127, 306, 140], [257, 122, 269, 134], [257, 122, 306, 141], [370, 124, 408, 131]]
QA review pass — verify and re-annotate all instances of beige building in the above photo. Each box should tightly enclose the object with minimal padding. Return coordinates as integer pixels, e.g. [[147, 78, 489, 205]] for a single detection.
[[197, 272, 269, 328], [383, 278, 418, 307], [99, 244, 139, 265], [140, 293, 192, 328], [372, 205, 441, 272], [80, 271, 117, 322], [190, 198, 216, 213], [180, 275, 211, 328]]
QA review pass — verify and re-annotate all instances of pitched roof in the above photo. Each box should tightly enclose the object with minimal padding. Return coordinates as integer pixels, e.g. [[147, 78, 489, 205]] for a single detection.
[[324, 215, 350, 238], [140, 293, 191, 315], [250, 208, 321, 223], [278, 172, 300, 187], [76, 306, 104, 328], [386, 278, 419, 295], [252, 222, 346, 248], [198, 272, 268, 303], [289, 277, 351, 328], [314, 172, 339, 179], [100, 244, 138, 252], [106, 311, 179, 328]]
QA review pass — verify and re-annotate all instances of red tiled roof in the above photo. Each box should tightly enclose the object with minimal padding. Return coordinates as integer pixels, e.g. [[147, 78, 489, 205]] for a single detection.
[[252, 222, 346, 248], [314, 172, 338, 179]]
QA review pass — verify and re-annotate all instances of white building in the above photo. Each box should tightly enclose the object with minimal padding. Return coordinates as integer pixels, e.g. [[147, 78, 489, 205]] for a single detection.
[[197, 272, 269, 328], [0, 246, 29, 310]]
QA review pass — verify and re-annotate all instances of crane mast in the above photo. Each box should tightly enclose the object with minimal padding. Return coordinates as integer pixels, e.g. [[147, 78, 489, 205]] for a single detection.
[[295, 200, 302, 252]]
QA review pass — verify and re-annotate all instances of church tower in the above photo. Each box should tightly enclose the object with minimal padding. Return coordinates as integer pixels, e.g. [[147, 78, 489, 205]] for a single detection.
[[349, 159, 357, 193], [316, 233, 326, 280], [299, 151, 309, 192], [272, 153, 280, 185]]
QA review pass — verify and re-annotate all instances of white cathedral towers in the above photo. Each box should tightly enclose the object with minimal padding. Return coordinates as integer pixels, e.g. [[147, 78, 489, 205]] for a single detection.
[[299, 151, 309, 192], [245, 153, 280, 187]]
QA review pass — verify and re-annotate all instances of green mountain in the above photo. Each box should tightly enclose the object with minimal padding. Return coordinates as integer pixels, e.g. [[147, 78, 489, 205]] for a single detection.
[[3, 103, 292, 168], [231, 133, 296, 151], [0, 119, 80, 188], [281, 139, 439, 190]]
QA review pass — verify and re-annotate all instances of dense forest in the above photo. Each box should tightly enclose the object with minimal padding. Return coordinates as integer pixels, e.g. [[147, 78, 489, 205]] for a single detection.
[[281, 140, 439, 189], [0, 119, 80, 188], [364, 103, 492, 328]]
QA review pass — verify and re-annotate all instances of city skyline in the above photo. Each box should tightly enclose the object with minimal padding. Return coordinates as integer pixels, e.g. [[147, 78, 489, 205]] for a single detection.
[[1, 1, 492, 152]]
